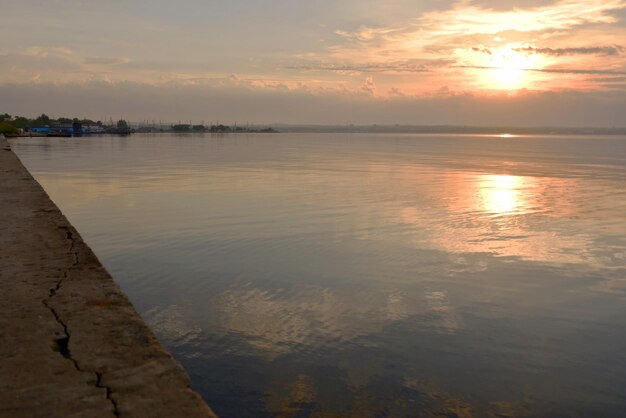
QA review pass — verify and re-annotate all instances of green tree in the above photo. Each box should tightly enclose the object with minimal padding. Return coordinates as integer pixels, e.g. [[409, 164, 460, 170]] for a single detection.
[[0, 113, 11, 122], [12, 117, 31, 129], [210, 124, 231, 133], [34, 113, 51, 126], [172, 124, 191, 132], [0, 122, 18, 136], [117, 119, 129, 129]]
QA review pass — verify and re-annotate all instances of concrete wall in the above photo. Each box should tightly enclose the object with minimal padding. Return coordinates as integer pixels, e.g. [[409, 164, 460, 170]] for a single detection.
[[0, 136, 217, 418]]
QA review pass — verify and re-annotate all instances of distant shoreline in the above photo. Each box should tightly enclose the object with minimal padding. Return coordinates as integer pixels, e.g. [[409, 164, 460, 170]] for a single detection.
[[275, 125, 626, 136], [5, 112, 625, 137]]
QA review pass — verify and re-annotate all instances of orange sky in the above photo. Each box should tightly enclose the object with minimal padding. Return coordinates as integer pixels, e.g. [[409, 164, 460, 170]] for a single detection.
[[1, 1, 626, 124]]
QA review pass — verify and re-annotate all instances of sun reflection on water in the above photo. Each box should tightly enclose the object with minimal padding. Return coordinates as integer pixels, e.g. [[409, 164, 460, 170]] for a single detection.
[[398, 169, 599, 263], [479, 174, 523, 215]]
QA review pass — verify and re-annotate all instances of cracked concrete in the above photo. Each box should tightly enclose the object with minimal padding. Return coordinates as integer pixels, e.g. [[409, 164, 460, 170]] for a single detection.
[[0, 136, 217, 418]]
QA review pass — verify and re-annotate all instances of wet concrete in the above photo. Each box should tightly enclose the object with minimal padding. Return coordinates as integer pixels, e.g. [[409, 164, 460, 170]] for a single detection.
[[0, 136, 217, 418]]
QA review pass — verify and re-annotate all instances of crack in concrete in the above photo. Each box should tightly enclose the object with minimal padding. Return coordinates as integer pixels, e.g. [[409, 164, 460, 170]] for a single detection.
[[41, 225, 120, 417], [97, 372, 121, 418], [58, 226, 79, 267]]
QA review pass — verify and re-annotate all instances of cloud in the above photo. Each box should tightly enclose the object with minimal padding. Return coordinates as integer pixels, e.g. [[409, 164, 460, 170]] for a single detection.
[[416, 0, 626, 35], [361, 77, 376, 95], [515, 45, 625, 56], [2, 81, 626, 127], [291, 0, 626, 93], [472, 46, 493, 55], [2, 0, 626, 107], [286, 59, 451, 74], [458, 65, 626, 75], [533, 68, 626, 75], [472, 45, 625, 57], [593, 76, 626, 82], [329, 0, 626, 52], [0, 47, 137, 83], [82, 56, 133, 66]]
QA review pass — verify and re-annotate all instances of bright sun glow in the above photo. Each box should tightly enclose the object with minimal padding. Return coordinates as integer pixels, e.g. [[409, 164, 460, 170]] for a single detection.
[[482, 45, 542, 90], [480, 174, 523, 214], [486, 46, 532, 90]]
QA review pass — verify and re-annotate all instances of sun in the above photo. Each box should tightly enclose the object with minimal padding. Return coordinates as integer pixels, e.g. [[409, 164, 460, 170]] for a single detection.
[[484, 46, 532, 90], [490, 48, 526, 89]]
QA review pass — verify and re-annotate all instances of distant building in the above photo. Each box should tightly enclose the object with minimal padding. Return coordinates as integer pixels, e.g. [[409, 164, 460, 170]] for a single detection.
[[30, 123, 105, 136], [30, 125, 73, 135], [72, 121, 83, 136], [83, 125, 106, 134]]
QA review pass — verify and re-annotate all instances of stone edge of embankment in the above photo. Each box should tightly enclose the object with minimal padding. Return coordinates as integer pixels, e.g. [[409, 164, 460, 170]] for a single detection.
[[0, 135, 218, 418]]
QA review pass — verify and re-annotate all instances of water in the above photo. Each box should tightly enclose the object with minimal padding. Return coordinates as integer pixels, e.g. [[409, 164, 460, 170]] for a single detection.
[[10, 133, 626, 417]]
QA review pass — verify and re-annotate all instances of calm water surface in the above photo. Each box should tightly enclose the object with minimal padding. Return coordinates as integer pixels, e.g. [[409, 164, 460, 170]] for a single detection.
[[11, 133, 626, 417]]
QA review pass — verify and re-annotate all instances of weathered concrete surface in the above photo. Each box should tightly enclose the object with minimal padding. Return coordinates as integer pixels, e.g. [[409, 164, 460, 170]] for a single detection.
[[0, 136, 217, 418]]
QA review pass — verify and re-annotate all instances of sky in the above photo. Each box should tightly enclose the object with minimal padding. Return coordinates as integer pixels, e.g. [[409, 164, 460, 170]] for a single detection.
[[1, 0, 626, 126]]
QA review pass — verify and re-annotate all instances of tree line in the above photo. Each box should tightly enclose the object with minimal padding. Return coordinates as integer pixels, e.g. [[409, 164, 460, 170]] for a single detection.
[[0, 113, 132, 136], [0, 113, 107, 130]]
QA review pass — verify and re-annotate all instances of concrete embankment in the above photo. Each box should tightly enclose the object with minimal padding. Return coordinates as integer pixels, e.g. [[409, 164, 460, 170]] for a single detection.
[[0, 136, 217, 418]]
